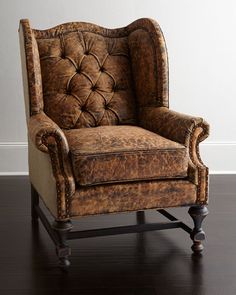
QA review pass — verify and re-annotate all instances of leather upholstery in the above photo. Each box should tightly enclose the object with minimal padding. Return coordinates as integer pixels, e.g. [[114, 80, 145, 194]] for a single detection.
[[19, 18, 209, 221], [64, 126, 188, 186], [139, 107, 209, 146], [28, 137, 58, 218], [139, 107, 210, 203], [19, 19, 44, 117], [22, 18, 168, 129], [71, 180, 197, 216], [28, 112, 75, 219], [37, 31, 137, 129]]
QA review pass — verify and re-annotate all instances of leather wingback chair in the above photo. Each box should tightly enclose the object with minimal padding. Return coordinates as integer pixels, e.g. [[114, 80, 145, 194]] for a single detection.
[[19, 18, 209, 269]]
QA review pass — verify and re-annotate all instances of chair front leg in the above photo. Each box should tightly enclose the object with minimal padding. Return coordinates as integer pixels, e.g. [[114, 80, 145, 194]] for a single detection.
[[188, 205, 209, 253], [52, 220, 73, 269]]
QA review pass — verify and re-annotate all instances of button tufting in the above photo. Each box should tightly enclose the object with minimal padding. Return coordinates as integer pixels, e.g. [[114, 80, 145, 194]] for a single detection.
[[38, 30, 137, 129]]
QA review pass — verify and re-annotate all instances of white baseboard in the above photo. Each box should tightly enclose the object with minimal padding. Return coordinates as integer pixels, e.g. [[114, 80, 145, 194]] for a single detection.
[[0, 141, 235, 175], [0, 142, 28, 175], [200, 141, 236, 174]]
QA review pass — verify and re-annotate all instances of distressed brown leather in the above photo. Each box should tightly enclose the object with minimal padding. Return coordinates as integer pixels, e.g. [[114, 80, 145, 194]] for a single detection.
[[139, 106, 210, 203], [139, 107, 209, 146], [19, 18, 209, 220], [64, 125, 188, 186], [71, 180, 197, 217], [128, 20, 168, 108], [28, 111, 68, 153], [19, 19, 43, 117], [21, 18, 168, 129], [36, 31, 137, 129], [28, 112, 75, 219]]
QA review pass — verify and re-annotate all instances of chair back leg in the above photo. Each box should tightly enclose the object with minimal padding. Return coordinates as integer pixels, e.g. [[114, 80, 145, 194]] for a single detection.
[[31, 184, 39, 222]]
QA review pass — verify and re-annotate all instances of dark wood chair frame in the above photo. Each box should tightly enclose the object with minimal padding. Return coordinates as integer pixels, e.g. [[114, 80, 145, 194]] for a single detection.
[[31, 184, 208, 270]]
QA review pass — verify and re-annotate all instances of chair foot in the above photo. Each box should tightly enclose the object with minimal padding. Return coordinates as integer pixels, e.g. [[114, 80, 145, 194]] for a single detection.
[[188, 205, 209, 253], [59, 257, 71, 270], [31, 184, 39, 222], [53, 220, 73, 269]]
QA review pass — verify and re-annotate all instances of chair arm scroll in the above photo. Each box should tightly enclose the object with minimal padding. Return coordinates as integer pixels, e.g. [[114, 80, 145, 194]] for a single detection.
[[28, 112, 75, 220], [28, 112, 69, 154]]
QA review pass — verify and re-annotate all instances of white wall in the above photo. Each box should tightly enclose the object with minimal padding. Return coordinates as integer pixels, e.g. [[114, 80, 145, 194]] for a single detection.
[[0, 0, 235, 174]]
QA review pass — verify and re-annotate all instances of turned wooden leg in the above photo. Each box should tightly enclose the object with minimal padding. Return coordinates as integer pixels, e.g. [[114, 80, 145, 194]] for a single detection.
[[53, 220, 73, 269], [31, 184, 39, 222], [188, 205, 209, 253]]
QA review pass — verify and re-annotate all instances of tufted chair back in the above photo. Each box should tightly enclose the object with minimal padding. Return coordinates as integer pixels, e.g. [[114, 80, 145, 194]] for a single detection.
[[20, 19, 169, 129]]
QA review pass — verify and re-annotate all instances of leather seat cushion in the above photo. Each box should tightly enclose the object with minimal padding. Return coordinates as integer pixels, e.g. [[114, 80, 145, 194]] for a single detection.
[[64, 126, 188, 186]]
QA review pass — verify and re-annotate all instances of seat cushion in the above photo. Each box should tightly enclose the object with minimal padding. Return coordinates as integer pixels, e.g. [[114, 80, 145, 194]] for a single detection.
[[64, 126, 188, 186]]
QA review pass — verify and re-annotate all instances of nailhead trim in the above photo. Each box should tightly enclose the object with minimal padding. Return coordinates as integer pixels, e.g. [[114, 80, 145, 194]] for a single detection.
[[188, 124, 209, 204], [42, 132, 71, 219]]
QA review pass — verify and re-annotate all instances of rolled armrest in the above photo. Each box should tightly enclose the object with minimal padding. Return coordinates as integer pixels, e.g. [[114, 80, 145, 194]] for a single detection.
[[28, 112, 75, 220], [28, 112, 69, 153], [140, 106, 209, 204], [139, 107, 209, 146]]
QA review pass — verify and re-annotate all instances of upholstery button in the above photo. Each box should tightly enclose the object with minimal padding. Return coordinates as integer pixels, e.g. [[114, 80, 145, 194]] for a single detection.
[[100, 66, 105, 72], [84, 51, 89, 55], [76, 68, 80, 73], [91, 85, 97, 91], [61, 54, 66, 59], [81, 105, 86, 111]]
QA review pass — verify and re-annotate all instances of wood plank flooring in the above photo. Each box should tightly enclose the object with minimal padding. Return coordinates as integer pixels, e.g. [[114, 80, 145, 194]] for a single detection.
[[0, 175, 235, 295]]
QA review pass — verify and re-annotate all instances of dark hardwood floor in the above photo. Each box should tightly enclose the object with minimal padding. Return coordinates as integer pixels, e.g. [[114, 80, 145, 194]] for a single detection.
[[0, 175, 235, 295]]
